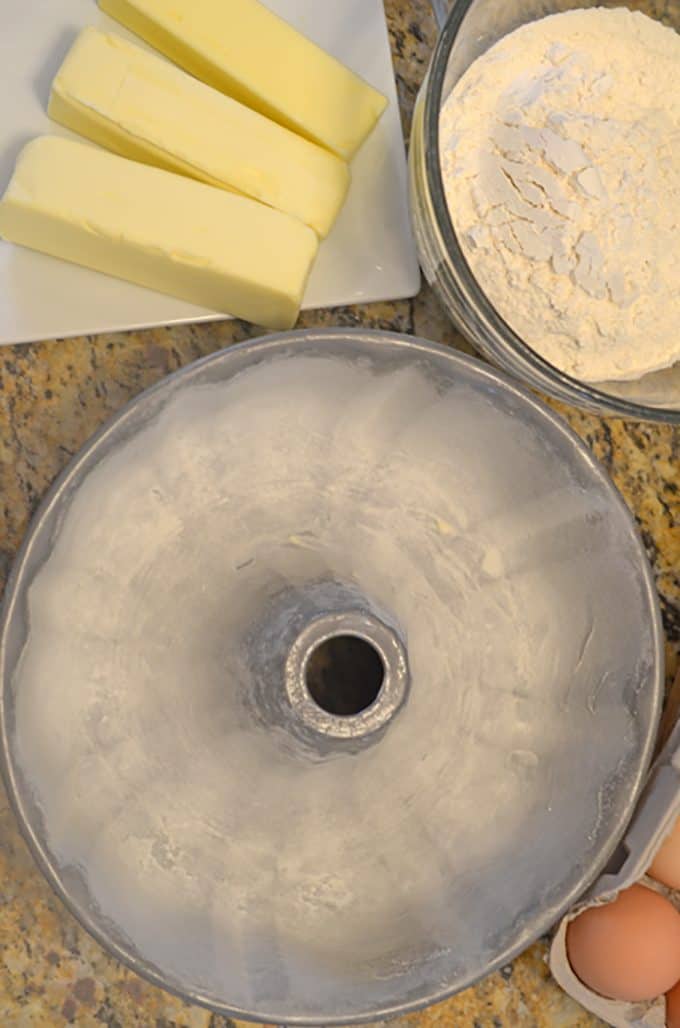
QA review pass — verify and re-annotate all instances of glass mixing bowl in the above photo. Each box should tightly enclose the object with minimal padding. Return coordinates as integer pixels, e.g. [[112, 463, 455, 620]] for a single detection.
[[410, 0, 680, 422]]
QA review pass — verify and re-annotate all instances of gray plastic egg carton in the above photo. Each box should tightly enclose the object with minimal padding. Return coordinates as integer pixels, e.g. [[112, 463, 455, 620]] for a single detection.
[[551, 676, 680, 1028]]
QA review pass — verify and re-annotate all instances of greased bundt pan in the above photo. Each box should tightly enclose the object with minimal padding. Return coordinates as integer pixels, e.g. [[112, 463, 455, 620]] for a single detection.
[[0, 330, 663, 1023]]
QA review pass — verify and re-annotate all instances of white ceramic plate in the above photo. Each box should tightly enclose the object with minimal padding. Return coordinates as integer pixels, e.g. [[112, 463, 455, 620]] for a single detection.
[[0, 0, 420, 344]]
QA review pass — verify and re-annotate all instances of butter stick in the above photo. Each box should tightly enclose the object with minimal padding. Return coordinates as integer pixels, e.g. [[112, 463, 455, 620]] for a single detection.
[[98, 0, 388, 160], [0, 137, 318, 330], [50, 28, 349, 238]]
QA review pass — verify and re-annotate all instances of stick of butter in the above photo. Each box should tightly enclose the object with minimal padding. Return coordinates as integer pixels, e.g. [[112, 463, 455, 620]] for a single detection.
[[0, 137, 318, 330], [50, 28, 349, 239], [98, 0, 388, 160]]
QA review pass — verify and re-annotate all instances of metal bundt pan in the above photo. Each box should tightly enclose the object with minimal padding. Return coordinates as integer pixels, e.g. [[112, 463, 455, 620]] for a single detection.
[[0, 330, 663, 1024]]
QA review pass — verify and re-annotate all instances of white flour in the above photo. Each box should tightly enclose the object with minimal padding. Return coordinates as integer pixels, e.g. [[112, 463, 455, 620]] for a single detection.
[[439, 8, 680, 383]]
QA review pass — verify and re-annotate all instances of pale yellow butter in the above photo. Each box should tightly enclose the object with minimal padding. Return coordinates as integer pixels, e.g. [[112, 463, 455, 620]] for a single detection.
[[49, 28, 349, 238], [98, 0, 388, 160], [0, 136, 318, 329]]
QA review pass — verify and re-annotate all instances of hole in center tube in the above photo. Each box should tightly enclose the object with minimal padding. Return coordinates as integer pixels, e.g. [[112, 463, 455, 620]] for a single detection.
[[305, 635, 385, 716]]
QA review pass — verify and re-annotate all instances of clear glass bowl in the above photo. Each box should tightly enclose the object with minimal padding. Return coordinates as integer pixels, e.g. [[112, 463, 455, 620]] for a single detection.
[[409, 0, 680, 422]]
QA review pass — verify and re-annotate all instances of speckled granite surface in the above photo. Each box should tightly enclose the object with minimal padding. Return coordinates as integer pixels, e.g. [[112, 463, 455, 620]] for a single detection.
[[0, 1, 678, 1025]]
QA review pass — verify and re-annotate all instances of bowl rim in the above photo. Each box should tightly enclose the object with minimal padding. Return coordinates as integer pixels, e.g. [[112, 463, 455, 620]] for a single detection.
[[422, 0, 680, 423]]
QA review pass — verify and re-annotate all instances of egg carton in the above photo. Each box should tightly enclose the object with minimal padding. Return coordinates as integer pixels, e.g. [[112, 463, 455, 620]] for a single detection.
[[551, 669, 680, 1028]]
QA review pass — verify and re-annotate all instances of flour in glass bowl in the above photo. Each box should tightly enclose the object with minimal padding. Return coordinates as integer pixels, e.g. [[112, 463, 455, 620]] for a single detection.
[[439, 7, 680, 383]]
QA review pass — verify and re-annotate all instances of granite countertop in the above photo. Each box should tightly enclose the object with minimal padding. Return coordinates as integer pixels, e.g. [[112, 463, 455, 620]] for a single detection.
[[0, 1, 678, 1025]]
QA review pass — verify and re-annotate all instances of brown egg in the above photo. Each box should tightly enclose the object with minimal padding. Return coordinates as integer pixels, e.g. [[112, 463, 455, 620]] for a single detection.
[[650, 816, 680, 890], [667, 978, 680, 1028], [566, 884, 680, 1002]]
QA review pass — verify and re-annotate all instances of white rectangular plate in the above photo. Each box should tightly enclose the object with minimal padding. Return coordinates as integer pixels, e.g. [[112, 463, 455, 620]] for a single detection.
[[0, 0, 420, 344]]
